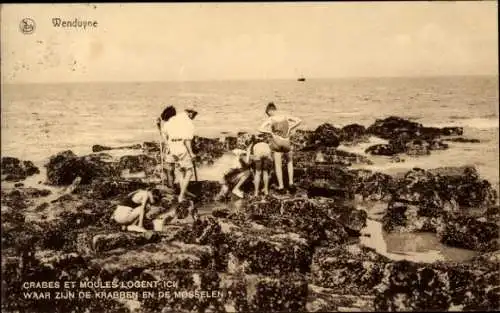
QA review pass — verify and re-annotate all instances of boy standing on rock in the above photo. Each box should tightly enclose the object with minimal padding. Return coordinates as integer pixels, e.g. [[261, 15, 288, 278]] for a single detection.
[[258, 102, 301, 194]]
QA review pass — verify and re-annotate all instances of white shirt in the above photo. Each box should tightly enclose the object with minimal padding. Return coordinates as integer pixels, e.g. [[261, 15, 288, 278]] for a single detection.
[[161, 111, 194, 141]]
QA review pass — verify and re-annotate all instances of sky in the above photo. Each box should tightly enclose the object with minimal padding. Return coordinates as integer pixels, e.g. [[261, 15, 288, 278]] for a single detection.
[[1, 2, 498, 83]]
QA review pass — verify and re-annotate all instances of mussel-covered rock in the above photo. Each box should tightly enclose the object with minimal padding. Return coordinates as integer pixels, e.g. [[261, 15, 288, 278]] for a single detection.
[[365, 144, 400, 156], [76, 228, 164, 255], [311, 123, 342, 148], [307, 285, 375, 312], [311, 244, 391, 294], [382, 201, 441, 233], [393, 166, 497, 208], [219, 273, 308, 312], [366, 117, 462, 156], [341, 123, 369, 143], [74, 178, 153, 200], [89, 241, 216, 277], [92, 143, 142, 153], [290, 129, 315, 151], [1, 250, 130, 313], [374, 259, 499, 311], [351, 170, 396, 201], [175, 216, 313, 275], [45, 150, 119, 185], [138, 268, 223, 313], [192, 136, 226, 165], [295, 148, 372, 166], [443, 137, 481, 143], [241, 196, 367, 236], [187, 180, 223, 204], [436, 212, 499, 252], [367, 116, 423, 140], [117, 154, 157, 174], [1, 157, 40, 181]]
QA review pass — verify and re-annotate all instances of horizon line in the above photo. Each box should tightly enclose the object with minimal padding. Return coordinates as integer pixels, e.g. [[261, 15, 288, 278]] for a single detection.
[[2, 73, 498, 85]]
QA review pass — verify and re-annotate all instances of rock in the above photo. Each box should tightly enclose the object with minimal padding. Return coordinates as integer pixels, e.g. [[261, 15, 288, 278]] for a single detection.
[[436, 212, 499, 252], [365, 143, 399, 156], [393, 167, 497, 208], [22, 198, 118, 251], [307, 285, 375, 312], [222, 219, 313, 275], [117, 154, 157, 174], [192, 136, 226, 165], [45, 150, 119, 185], [176, 216, 313, 275], [428, 139, 449, 150], [351, 170, 396, 201], [76, 228, 164, 255], [366, 116, 423, 140], [443, 137, 481, 143], [187, 180, 223, 204], [341, 123, 369, 144], [365, 117, 460, 156], [295, 164, 357, 182], [90, 241, 216, 278], [242, 197, 366, 236], [244, 214, 349, 247], [235, 132, 254, 150], [374, 260, 498, 311], [1, 187, 52, 211], [143, 141, 160, 153], [294, 148, 372, 166], [440, 127, 464, 136], [92, 143, 142, 153], [219, 273, 308, 312], [311, 123, 342, 148], [222, 135, 237, 151], [1, 157, 40, 181], [305, 180, 354, 200], [290, 129, 315, 151], [139, 268, 223, 313], [382, 201, 441, 233], [1, 250, 130, 313], [311, 244, 391, 294], [74, 178, 153, 200], [405, 139, 431, 156]]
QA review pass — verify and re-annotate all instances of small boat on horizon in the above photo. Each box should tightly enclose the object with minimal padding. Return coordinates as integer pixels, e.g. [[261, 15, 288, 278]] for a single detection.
[[297, 77, 306, 82]]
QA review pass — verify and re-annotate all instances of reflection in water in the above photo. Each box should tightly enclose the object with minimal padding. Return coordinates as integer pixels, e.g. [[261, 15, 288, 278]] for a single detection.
[[360, 219, 478, 263]]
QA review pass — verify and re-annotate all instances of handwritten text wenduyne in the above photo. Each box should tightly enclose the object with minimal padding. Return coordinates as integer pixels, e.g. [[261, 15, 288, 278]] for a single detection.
[[52, 18, 98, 29]]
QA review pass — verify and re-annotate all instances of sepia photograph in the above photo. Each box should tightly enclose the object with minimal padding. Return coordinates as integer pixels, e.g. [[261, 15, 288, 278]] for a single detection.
[[1, 2, 499, 312]]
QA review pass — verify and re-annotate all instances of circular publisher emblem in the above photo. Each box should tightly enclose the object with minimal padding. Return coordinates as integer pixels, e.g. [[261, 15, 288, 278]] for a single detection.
[[19, 18, 36, 35]]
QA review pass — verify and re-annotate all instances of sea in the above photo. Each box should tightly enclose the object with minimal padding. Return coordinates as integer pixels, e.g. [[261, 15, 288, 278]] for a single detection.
[[2, 75, 499, 262]]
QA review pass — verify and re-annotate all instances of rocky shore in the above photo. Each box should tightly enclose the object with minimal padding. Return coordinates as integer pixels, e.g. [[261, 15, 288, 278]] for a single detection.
[[1, 116, 498, 312]]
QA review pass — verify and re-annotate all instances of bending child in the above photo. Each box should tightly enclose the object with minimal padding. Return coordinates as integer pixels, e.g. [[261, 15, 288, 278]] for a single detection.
[[215, 136, 273, 199], [111, 188, 162, 233], [215, 148, 252, 200]]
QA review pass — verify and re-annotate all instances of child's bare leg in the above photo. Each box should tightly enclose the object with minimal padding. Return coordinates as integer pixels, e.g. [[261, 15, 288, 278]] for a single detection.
[[273, 152, 284, 189], [165, 163, 176, 188], [263, 170, 270, 195], [232, 171, 250, 198], [254, 170, 262, 196], [287, 151, 294, 186], [179, 168, 193, 203]]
